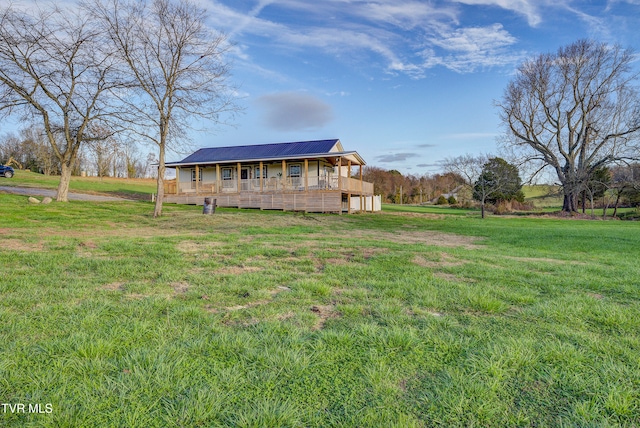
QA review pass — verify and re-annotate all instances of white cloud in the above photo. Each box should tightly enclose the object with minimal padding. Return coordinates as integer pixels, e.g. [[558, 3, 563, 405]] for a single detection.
[[453, 0, 543, 26], [205, 0, 526, 78], [349, 1, 459, 30], [429, 24, 517, 52], [423, 24, 522, 72]]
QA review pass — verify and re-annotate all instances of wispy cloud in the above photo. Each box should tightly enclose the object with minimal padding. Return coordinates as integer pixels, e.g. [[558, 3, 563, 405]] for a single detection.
[[255, 91, 334, 131], [206, 0, 527, 78], [453, 0, 543, 26], [424, 24, 523, 72]]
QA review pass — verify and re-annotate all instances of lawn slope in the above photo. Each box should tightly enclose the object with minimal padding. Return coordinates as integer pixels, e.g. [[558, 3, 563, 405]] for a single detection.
[[1, 194, 639, 426]]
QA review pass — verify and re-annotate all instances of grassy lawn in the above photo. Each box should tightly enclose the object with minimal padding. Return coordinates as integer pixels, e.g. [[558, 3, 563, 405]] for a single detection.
[[522, 185, 563, 209], [1, 194, 639, 426], [1, 170, 156, 200], [382, 203, 478, 216]]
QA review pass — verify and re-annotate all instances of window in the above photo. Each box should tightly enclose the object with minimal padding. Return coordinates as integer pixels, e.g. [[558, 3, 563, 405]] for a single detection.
[[222, 168, 233, 180], [289, 164, 301, 177], [255, 165, 268, 178], [191, 169, 202, 182]]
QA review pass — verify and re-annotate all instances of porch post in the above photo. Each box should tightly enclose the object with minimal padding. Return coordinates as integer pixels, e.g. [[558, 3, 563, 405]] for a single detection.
[[237, 162, 241, 193], [347, 160, 352, 192], [337, 158, 342, 215], [216, 164, 220, 194], [195, 165, 199, 194], [304, 159, 309, 191], [282, 160, 286, 190], [359, 164, 363, 213], [259, 161, 264, 192], [175, 167, 180, 195]]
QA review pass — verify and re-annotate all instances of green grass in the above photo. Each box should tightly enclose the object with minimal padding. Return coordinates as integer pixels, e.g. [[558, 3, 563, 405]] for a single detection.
[[382, 203, 478, 216], [1, 193, 640, 426], [1, 170, 156, 199], [522, 185, 563, 208]]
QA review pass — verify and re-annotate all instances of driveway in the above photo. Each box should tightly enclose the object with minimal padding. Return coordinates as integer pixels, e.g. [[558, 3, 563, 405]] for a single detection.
[[0, 186, 134, 202]]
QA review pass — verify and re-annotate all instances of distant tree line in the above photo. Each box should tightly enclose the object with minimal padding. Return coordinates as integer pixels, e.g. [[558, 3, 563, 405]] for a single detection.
[[362, 166, 466, 205], [0, 126, 158, 179]]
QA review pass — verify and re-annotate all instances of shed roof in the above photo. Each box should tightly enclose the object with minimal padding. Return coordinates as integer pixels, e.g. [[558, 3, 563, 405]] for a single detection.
[[166, 139, 365, 167]]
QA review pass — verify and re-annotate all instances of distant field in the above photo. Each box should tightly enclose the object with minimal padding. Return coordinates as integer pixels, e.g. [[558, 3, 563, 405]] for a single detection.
[[1, 194, 639, 426], [522, 184, 563, 208], [382, 203, 478, 216], [1, 170, 156, 199]]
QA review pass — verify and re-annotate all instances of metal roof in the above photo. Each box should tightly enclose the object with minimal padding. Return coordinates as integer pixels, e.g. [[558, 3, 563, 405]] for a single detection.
[[166, 139, 366, 166]]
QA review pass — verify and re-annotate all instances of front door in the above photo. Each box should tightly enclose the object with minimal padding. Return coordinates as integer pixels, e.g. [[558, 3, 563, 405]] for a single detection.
[[241, 168, 250, 190]]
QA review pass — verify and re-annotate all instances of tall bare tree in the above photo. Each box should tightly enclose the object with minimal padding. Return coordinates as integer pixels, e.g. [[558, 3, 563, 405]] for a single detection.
[[0, 4, 120, 201], [498, 39, 640, 212], [89, 0, 238, 217]]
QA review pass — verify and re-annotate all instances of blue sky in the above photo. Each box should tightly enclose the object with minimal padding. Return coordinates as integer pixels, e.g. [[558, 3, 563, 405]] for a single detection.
[[1, 0, 639, 175], [195, 0, 640, 174]]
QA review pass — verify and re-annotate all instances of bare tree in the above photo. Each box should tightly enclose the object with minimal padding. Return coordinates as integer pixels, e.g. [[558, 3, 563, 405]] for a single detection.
[[497, 39, 640, 212], [89, 0, 239, 217], [611, 163, 640, 217], [20, 127, 60, 175], [0, 4, 121, 201], [443, 153, 488, 209]]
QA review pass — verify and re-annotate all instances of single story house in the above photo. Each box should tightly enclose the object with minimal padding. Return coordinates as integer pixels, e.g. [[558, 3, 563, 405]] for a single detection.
[[163, 139, 380, 213]]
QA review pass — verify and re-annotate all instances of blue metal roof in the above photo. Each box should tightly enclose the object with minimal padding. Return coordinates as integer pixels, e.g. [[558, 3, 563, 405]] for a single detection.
[[173, 139, 341, 164]]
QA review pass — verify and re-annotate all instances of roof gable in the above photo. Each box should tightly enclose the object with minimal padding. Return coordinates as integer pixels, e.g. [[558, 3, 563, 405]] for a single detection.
[[178, 139, 340, 164]]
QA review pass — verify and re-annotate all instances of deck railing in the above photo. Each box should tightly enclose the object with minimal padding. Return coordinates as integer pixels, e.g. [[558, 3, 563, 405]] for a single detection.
[[165, 174, 373, 195]]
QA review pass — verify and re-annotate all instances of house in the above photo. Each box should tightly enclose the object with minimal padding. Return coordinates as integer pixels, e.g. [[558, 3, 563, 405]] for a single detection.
[[163, 139, 380, 213]]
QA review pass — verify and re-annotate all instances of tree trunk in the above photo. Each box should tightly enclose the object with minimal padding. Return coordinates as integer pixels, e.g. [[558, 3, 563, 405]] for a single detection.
[[562, 191, 578, 212], [56, 162, 73, 202], [612, 191, 622, 218], [481, 200, 485, 219], [153, 144, 165, 218]]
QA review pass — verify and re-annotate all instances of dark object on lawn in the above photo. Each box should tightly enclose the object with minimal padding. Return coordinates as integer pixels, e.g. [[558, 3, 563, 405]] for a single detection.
[[203, 197, 217, 214]]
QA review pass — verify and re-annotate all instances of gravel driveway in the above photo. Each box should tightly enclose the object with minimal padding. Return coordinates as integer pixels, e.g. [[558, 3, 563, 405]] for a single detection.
[[0, 186, 134, 202]]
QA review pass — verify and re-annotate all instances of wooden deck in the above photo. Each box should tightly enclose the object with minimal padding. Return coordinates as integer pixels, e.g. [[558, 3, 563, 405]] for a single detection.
[[164, 190, 378, 213]]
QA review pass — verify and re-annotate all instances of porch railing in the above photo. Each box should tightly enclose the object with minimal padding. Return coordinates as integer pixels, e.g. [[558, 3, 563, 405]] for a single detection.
[[165, 175, 373, 195]]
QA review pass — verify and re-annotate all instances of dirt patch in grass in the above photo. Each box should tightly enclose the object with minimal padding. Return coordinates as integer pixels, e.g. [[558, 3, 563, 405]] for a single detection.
[[310, 305, 340, 330], [324, 258, 351, 266], [276, 311, 296, 321], [205, 285, 291, 313], [2, 239, 44, 252], [176, 240, 223, 254], [171, 282, 189, 293], [413, 252, 467, 268], [353, 229, 482, 249], [316, 247, 387, 271], [101, 282, 125, 291], [216, 266, 264, 275], [384, 212, 446, 220], [504, 256, 586, 265]]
